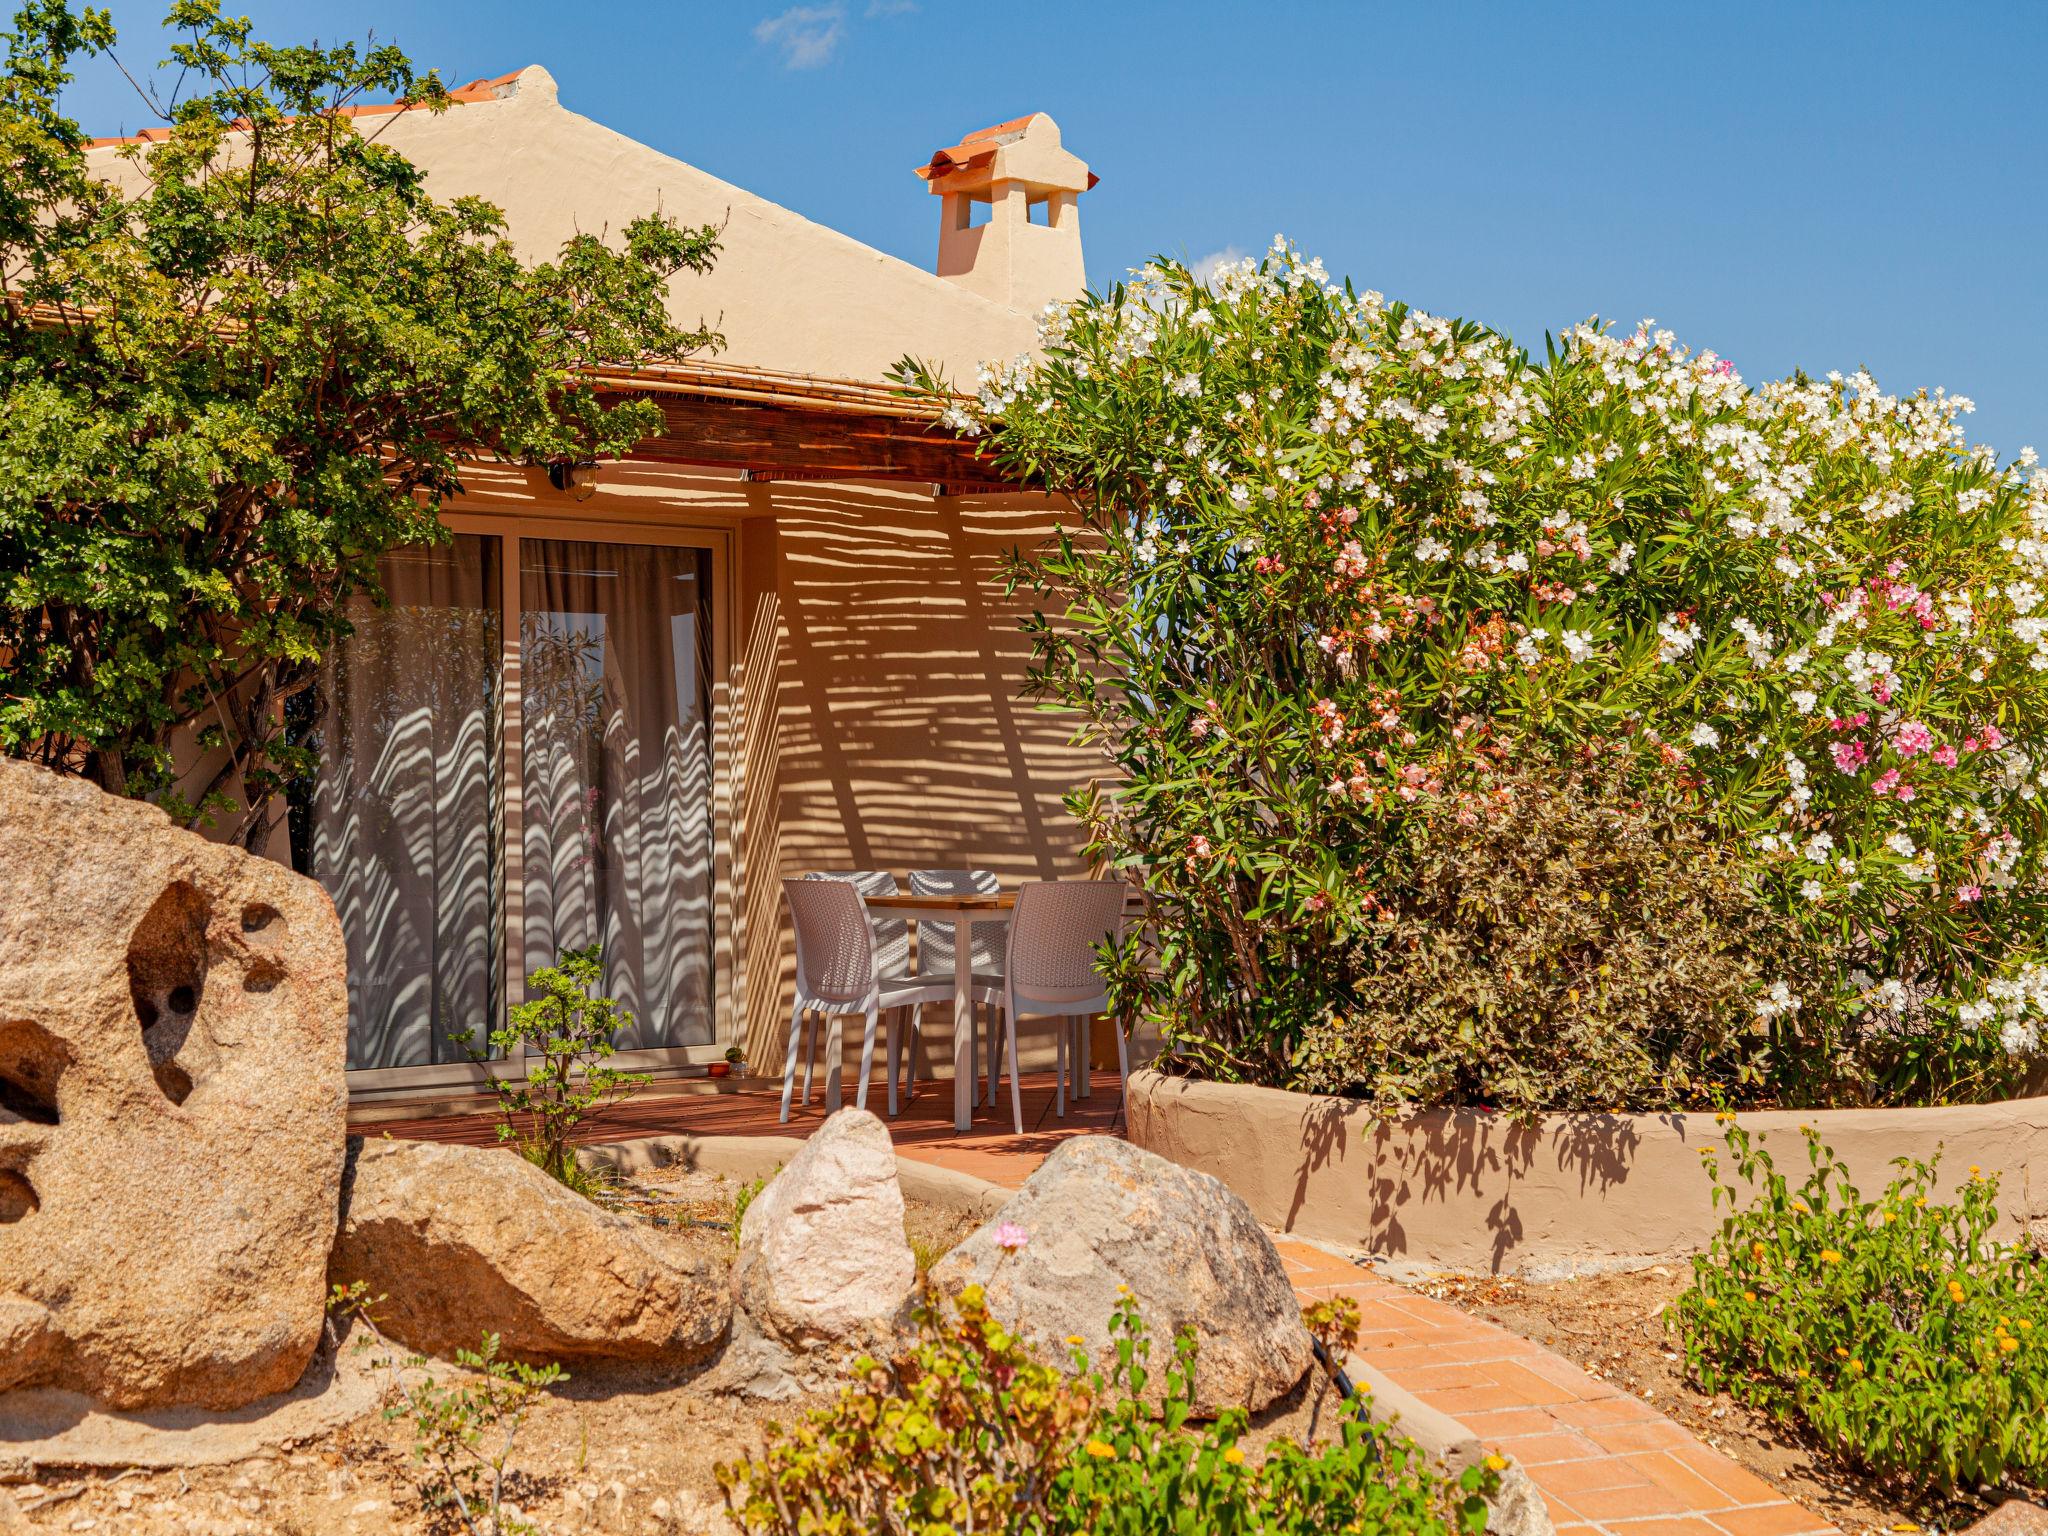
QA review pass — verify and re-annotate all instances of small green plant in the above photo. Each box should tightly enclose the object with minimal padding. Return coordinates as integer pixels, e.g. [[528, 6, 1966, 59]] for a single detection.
[[725, 1044, 748, 1070], [715, 1281, 1096, 1533], [1052, 1293, 1494, 1536], [456, 945, 648, 1187], [729, 1169, 775, 1252], [329, 1283, 565, 1535], [1676, 1119, 2048, 1498], [714, 1284, 1494, 1535]]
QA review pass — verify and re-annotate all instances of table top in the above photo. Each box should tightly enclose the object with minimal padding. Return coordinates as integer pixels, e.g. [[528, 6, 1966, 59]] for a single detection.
[[863, 892, 1015, 912]]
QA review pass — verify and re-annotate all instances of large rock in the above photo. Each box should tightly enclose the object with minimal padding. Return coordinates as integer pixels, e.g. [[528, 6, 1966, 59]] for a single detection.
[[1968, 1503, 2048, 1536], [930, 1136, 1313, 1415], [732, 1107, 914, 1349], [331, 1137, 730, 1364], [0, 760, 349, 1410]]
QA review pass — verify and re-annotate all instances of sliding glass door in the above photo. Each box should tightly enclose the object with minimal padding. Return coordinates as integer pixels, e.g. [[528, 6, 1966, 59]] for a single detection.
[[518, 539, 716, 1052], [289, 524, 723, 1089], [287, 535, 502, 1072]]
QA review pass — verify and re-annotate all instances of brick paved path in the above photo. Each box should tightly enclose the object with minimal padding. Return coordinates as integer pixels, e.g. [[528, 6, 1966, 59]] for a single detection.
[[1276, 1240, 1838, 1535]]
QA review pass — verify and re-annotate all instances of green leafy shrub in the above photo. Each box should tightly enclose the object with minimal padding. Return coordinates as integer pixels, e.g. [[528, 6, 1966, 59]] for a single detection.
[[0, 2, 718, 837], [1676, 1120, 2048, 1496], [456, 945, 648, 1188], [714, 1283, 1494, 1536], [904, 240, 2048, 1109], [1291, 744, 1826, 1113], [330, 1282, 564, 1536]]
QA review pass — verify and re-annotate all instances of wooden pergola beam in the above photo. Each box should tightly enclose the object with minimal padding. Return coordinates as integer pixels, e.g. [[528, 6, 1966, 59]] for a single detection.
[[595, 386, 1026, 491]]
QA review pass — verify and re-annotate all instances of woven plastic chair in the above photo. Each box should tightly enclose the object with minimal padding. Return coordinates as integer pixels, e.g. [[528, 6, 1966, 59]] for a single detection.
[[995, 880, 1129, 1134], [909, 867, 1007, 1105], [779, 878, 953, 1122]]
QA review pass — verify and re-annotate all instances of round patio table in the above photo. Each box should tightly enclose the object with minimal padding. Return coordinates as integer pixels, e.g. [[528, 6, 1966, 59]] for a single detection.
[[863, 890, 1013, 1131]]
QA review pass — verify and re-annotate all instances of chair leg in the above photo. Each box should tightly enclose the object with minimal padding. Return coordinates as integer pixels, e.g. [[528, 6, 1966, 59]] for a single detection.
[[1056, 1017, 1070, 1118], [824, 1011, 844, 1111], [905, 1006, 919, 1103], [1075, 1017, 1093, 1100], [801, 1010, 816, 1106], [1004, 989, 1025, 1136], [779, 998, 805, 1124], [856, 1005, 880, 1112], [885, 1008, 901, 1118]]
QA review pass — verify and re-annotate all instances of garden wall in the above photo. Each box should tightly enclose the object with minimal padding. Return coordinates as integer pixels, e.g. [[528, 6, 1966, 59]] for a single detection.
[[1124, 1070, 2048, 1277]]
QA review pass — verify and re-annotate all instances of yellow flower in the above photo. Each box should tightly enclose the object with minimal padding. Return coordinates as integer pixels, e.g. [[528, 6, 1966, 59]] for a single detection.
[[1743, 1291, 1758, 1303], [1789, 1198, 1810, 1214], [1085, 1440, 1116, 1459], [1948, 1280, 1967, 1303], [1484, 1454, 1509, 1473], [1834, 1346, 1849, 1359], [1819, 1249, 1843, 1265], [1066, 1335, 1085, 1346], [1847, 1359, 1866, 1375], [1701, 1297, 1719, 1308], [1751, 1242, 1767, 1260], [2020, 1320, 2034, 1332], [1881, 1211, 1896, 1225], [1794, 1368, 1810, 1380], [1223, 1447, 1246, 1466], [2002, 1335, 2021, 1354]]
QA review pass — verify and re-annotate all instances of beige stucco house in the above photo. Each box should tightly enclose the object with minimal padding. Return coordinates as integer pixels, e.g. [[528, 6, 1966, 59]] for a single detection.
[[90, 69, 1101, 1105]]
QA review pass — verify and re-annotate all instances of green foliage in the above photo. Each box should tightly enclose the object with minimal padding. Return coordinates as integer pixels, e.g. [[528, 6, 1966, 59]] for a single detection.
[[903, 242, 2048, 1109], [329, 1281, 565, 1536], [1290, 744, 1826, 1113], [715, 1281, 1098, 1534], [458, 945, 648, 1189], [0, 2, 720, 838], [1675, 1121, 2048, 1497], [714, 1284, 1493, 1536], [729, 1168, 774, 1253]]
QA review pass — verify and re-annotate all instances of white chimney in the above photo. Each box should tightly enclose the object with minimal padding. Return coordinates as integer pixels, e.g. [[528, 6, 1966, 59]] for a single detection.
[[915, 113, 1094, 317]]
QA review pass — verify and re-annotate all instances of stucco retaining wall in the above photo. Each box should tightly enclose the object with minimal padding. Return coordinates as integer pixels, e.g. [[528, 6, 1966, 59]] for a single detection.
[[1125, 1070, 2048, 1277]]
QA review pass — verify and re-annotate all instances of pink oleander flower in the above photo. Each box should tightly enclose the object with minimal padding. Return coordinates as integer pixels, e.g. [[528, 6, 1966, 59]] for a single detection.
[[1872, 768, 1902, 797], [1956, 885, 1983, 904], [1832, 741, 1870, 774], [993, 1222, 1030, 1251], [1306, 892, 1331, 912], [1933, 744, 1959, 767], [1894, 721, 1934, 757]]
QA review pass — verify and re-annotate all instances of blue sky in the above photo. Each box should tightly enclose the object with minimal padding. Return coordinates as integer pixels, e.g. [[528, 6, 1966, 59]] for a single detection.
[[52, 1, 2048, 456]]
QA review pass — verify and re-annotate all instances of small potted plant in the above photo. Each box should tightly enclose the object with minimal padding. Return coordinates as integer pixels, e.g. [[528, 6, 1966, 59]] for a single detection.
[[708, 1044, 746, 1080]]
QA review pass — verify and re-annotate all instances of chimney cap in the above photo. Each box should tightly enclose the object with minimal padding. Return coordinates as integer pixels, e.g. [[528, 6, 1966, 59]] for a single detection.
[[914, 112, 1097, 194]]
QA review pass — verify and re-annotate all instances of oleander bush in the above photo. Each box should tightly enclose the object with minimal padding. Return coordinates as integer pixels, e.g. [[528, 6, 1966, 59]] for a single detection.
[[1289, 743, 1827, 1112], [714, 1283, 1496, 1536], [1675, 1121, 2048, 1496], [904, 239, 2048, 1109]]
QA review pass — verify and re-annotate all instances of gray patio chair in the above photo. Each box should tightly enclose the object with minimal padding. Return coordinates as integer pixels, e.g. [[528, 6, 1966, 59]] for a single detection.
[[994, 879, 1129, 1135], [780, 878, 953, 1122]]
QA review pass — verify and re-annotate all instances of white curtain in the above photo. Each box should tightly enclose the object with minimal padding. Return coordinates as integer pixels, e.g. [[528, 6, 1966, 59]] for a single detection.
[[296, 536, 501, 1070], [518, 539, 715, 1050]]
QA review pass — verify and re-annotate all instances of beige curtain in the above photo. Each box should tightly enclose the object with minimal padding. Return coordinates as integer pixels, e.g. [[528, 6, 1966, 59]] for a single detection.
[[295, 535, 501, 1070], [518, 539, 715, 1050]]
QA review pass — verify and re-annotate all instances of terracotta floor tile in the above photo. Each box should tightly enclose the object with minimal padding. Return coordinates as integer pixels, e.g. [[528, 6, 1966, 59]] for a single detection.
[[1552, 1396, 1667, 1430], [1523, 1456, 1658, 1498], [1709, 1504, 1838, 1536], [1587, 1420, 1702, 1456], [1458, 1406, 1570, 1439], [1665, 1445, 1789, 1507], [1630, 1451, 1745, 1514], [1488, 1430, 1606, 1466], [1601, 1518, 1731, 1536], [1563, 1481, 1698, 1522]]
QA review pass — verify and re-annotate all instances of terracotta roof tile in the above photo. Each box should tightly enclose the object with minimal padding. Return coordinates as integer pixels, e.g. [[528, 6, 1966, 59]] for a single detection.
[[87, 68, 524, 149]]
